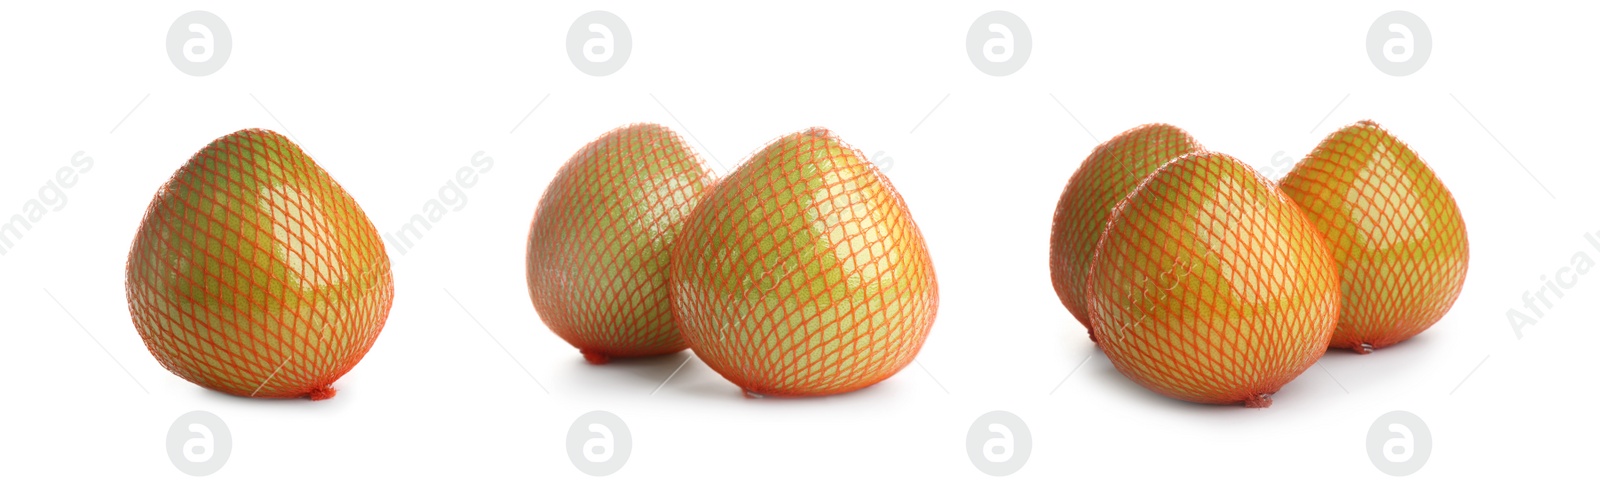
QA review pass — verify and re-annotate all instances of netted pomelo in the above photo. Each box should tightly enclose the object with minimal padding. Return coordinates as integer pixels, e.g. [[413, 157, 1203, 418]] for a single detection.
[[126, 128, 393, 400], [1086, 152, 1339, 407], [1051, 123, 1203, 342], [670, 128, 938, 397], [1279, 120, 1468, 353], [526, 123, 716, 364]]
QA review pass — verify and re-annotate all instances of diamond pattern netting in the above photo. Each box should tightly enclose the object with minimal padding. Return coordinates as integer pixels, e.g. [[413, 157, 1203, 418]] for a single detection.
[[1086, 152, 1339, 407], [1279, 120, 1468, 352], [526, 123, 715, 363], [126, 129, 394, 400], [670, 128, 938, 397], [1051, 123, 1203, 341]]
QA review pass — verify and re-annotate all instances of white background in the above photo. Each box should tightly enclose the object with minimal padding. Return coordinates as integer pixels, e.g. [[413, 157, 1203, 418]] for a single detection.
[[2, 1, 1595, 485]]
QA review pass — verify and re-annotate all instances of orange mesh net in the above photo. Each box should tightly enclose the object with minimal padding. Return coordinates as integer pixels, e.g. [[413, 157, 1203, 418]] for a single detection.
[[1279, 120, 1468, 352], [1051, 124, 1203, 342], [1086, 152, 1339, 407], [670, 128, 938, 397], [126, 128, 393, 400], [526, 123, 715, 363]]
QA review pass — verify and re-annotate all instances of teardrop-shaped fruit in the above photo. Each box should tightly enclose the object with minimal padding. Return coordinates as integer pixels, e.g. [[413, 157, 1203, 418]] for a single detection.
[[1087, 152, 1339, 407], [526, 123, 716, 364], [1051, 123, 1203, 342], [670, 128, 938, 397], [1278, 120, 1468, 353], [126, 128, 393, 400]]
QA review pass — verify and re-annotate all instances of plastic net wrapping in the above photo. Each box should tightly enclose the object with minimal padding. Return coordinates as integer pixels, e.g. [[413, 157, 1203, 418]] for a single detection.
[[1086, 152, 1339, 407], [1051, 124, 1203, 341], [671, 128, 937, 397], [126, 129, 393, 400], [1279, 120, 1468, 352], [526, 123, 715, 363]]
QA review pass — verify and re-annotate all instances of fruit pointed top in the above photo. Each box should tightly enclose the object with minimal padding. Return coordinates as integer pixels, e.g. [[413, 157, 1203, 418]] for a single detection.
[[190, 128, 310, 173], [716, 127, 907, 215], [749, 127, 881, 177]]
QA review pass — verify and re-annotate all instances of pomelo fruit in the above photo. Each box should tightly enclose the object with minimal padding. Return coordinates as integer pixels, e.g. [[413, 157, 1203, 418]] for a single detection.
[[1086, 152, 1339, 407], [126, 128, 393, 400], [1050, 123, 1203, 342], [526, 123, 716, 364], [670, 128, 938, 397], [1279, 120, 1468, 353]]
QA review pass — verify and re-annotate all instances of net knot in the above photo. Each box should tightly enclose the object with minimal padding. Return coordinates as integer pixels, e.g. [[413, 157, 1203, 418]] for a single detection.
[[308, 385, 337, 401], [581, 351, 612, 365]]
